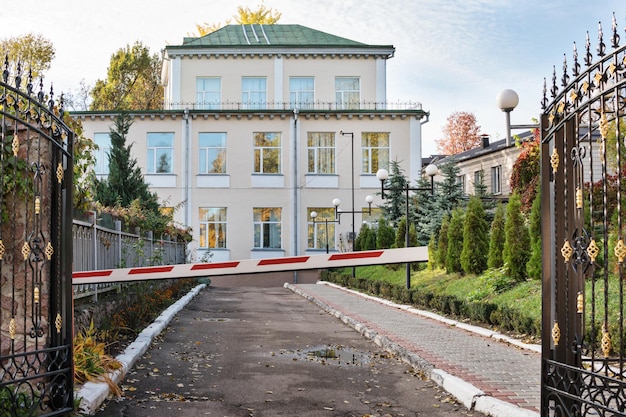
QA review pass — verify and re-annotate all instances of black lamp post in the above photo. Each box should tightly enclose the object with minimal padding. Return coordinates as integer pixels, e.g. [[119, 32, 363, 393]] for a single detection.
[[376, 164, 438, 289], [332, 195, 374, 277]]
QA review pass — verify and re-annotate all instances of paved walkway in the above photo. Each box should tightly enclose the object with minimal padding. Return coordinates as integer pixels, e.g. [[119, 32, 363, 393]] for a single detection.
[[287, 282, 541, 417]]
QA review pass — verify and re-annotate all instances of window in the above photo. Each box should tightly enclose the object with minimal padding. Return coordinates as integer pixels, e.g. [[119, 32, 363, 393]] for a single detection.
[[307, 132, 335, 174], [361, 132, 390, 174], [196, 77, 221, 109], [473, 169, 486, 195], [290, 77, 314, 109], [242, 77, 266, 109], [335, 77, 360, 109], [253, 208, 281, 249], [199, 208, 227, 249], [199, 133, 226, 174], [93, 133, 111, 175], [254, 132, 281, 174], [147, 133, 174, 173], [491, 165, 502, 195], [308, 208, 335, 250], [457, 175, 466, 194]]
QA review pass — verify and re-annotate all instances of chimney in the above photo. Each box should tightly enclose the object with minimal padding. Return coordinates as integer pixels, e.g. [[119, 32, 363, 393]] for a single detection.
[[481, 134, 490, 148]]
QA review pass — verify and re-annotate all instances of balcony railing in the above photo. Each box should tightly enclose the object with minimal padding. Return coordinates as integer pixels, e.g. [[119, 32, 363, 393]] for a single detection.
[[165, 100, 425, 112]]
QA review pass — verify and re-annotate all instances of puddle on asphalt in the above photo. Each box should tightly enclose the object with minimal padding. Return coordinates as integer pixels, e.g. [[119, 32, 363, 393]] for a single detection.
[[276, 345, 373, 366], [198, 317, 236, 322]]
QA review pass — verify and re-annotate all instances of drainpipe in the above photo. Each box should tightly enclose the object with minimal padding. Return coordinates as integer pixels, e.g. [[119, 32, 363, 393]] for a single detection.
[[292, 108, 299, 283], [183, 108, 190, 231]]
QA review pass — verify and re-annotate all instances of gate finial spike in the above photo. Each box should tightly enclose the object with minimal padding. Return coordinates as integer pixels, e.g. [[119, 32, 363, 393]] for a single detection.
[[611, 12, 620, 48], [572, 42, 580, 76], [597, 21, 606, 56], [3, 55, 9, 83], [585, 32, 593, 65], [561, 54, 569, 87], [541, 78, 548, 110], [551, 66, 558, 98]]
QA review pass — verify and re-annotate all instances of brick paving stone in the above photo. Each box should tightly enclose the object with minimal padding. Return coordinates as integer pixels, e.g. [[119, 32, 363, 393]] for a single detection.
[[292, 283, 541, 413]]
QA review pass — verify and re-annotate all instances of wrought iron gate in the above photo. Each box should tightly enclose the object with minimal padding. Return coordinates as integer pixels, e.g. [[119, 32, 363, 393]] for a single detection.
[[541, 14, 626, 416], [0, 60, 74, 416]]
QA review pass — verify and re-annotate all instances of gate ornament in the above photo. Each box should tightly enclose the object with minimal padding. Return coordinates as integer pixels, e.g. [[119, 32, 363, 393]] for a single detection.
[[552, 321, 561, 346], [561, 239, 573, 262], [587, 238, 599, 263], [550, 147, 559, 173], [614, 239, 626, 263]]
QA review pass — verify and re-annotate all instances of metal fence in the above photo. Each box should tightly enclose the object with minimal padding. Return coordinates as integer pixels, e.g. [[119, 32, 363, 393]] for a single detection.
[[72, 216, 187, 301]]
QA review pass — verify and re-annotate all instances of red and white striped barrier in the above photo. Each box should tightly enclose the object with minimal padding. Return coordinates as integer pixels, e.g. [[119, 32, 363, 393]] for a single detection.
[[72, 247, 429, 285]]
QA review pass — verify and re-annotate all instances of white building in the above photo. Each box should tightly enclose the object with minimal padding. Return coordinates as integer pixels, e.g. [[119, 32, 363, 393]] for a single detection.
[[74, 24, 429, 262]]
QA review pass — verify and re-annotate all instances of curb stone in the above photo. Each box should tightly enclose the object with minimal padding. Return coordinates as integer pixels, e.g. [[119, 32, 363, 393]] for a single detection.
[[75, 283, 206, 415], [285, 282, 541, 417]]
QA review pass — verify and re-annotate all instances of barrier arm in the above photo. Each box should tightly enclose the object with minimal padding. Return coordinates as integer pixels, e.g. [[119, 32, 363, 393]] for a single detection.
[[72, 247, 429, 285]]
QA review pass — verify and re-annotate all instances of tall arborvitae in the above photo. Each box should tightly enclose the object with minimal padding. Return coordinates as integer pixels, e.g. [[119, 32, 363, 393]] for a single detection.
[[503, 192, 530, 281], [376, 217, 395, 249], [445, 209, 464, 274], [95, 114, 160, 212], [461, 196, 489, 275], [526, 187, 542, 280], [427, 233, 437, 270], [436, 214, 450, 269], [488, 203, 506, 269]]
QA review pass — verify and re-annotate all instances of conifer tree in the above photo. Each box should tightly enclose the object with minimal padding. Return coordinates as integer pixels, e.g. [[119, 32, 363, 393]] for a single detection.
[[427, 233, 437, 270], [376, 218, 395, 249], [503, 192, 530, 281], [445, 209, 464, 274], [488, 203, 506, 269], [461, 196, 489, 274], [395, 217, 417, 249], [526, 187, 542, 280], [436, 214, 450, 269], [379, 160, 408, 226], [95, 114, 160, 212]]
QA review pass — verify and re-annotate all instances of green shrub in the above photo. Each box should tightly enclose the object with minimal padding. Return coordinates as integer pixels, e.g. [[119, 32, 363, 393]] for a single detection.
[[461, 197, 489, 275]]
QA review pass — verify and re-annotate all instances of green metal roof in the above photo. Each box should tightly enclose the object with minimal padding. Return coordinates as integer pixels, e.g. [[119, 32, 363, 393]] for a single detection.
[[172, 24, 392, 50]]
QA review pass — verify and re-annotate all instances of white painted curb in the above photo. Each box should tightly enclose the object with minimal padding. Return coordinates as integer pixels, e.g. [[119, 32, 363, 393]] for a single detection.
[[75, 283, 206, 415]]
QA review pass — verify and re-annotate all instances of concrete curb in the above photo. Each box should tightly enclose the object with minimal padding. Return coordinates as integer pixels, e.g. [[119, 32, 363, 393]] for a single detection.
[[75, 283, 207, 415], [285, 282, 540, 417]]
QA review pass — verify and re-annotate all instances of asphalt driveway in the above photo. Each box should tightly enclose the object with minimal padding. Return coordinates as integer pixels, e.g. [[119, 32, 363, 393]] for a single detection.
[[94, 285, 484, 417]]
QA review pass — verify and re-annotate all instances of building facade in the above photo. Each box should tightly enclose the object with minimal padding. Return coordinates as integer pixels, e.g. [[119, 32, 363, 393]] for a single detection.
[[73, 24, 429, 261]]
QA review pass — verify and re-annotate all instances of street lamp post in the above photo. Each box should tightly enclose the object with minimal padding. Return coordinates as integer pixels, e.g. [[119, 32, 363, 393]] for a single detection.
[[496, 89, 540, 143], [376, 164, 438, 289], [333, 195, 374, 277]]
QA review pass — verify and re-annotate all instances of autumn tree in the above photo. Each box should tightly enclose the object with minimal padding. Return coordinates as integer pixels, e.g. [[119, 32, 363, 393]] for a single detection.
[[194, 4, 282, 36], [510, 127, 540, 212], [0, 33, 55, 79], [90, 41, 163, 111], [436, 111, 481, 155]]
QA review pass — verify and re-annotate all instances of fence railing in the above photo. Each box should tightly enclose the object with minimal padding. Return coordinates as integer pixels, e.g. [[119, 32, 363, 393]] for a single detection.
[[72, 216, 187, 301]]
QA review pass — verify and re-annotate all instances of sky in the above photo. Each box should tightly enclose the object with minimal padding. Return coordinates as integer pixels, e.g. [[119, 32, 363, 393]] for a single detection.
[[1, 0, 624, 156]]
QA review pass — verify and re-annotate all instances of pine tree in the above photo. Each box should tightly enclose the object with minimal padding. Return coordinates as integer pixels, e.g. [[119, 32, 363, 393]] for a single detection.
[[488, 203, 506, 269], [460, 197, 489, 274], [445, 209, 464, 274], [473, 169, 496, 223], [417, 161, 464, 246], [526, 187, 542, 280], [379, 160, 408, 226], [436, 214, 450, 269], [503, 192, 530, 281], [95, 114, 160, 212]]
